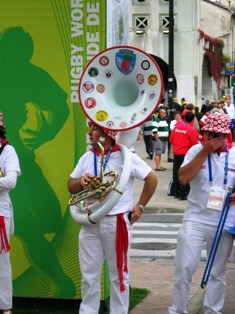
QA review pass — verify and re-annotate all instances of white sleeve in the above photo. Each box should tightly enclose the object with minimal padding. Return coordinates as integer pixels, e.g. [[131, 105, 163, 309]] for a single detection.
[[0, 171, 17, 191], [130, 153, 152, 180]]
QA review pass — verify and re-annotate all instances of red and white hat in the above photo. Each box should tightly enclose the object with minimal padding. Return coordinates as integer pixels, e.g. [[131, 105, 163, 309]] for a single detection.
[[88, 121, 117, 140], [103, 129, 117, 141], [201, 113, 230, 134]]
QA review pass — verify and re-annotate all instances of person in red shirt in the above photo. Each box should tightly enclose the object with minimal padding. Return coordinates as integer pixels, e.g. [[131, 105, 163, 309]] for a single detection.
[[169, 112, 199, 200]]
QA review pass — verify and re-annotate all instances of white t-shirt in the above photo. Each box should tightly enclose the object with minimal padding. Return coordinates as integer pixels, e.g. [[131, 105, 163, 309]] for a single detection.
[[224, 103, 235, 120], [70, 149, 152, 215], [0, 144, 21, 217], [181, 143, 235, 228]]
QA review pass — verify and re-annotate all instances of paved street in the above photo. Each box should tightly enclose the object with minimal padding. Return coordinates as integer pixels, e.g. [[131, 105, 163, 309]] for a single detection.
[[131, 213, 206, 261]]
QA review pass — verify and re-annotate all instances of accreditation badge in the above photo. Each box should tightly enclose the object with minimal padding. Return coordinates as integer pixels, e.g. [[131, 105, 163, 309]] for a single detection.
[[207, 186, 226, 211]]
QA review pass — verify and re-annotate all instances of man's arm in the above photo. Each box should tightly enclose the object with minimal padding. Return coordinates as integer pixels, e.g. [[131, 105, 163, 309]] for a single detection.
[[68, 173, 94, 194], [152, 119, 159, 140], [131, 170, 158, 224], [179, 137, 227, 185]]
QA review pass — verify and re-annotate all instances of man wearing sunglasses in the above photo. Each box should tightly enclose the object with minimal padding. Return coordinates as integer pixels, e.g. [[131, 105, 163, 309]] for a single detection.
[[168, 113, 235, 314]]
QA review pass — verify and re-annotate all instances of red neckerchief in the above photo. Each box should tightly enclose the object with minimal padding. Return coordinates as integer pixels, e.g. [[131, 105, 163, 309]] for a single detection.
[[91, 143, 120, 156], [0, 138, 9, 145]]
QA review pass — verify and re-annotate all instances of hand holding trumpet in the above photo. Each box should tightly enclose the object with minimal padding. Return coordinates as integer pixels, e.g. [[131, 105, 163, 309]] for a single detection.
[[68, 173, 94, 195], [80, 173, 94, 189]]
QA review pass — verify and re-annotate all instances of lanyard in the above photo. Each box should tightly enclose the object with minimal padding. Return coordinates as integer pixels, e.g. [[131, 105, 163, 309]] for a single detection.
[[94, 146, 113, 176], [208, 146, 229, 187]]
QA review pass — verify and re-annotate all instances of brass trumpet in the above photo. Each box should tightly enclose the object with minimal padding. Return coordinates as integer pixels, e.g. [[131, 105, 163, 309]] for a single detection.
[[68, 138, 118, 209]]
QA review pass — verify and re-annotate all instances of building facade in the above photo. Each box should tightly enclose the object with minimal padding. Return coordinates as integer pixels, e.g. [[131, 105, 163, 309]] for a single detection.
[[129, 0, 235, 107]]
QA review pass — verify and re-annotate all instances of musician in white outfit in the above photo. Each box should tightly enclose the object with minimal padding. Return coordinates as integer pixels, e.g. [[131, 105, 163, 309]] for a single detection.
[[68, 122, 157, 314], [168, 113, 235, 314], [0, 113, 21, 314]]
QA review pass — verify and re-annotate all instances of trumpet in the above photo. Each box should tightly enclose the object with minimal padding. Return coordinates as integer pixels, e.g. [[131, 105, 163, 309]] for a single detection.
[[68, 138, 118, 207]]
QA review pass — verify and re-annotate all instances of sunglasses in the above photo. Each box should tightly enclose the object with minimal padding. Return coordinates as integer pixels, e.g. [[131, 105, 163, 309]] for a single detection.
[[206, 131, 224, 138]]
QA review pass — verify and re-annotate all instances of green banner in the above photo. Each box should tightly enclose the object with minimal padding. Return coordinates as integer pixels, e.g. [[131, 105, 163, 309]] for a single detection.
[[0, 0, 107, 300]]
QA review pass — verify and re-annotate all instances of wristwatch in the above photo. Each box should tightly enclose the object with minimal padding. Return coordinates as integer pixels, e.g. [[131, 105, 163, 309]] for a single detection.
[[136, 203, 145, 212]]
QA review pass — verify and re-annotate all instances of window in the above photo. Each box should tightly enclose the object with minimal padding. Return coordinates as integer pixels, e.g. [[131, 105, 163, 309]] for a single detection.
[[160, 14, 177, 33], [132, 14, 150, 33]]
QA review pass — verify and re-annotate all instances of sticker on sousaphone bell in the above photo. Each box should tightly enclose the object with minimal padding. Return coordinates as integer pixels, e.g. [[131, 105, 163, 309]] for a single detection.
[[95, 110, 108, 122], [115, 49, 136, 75], [148, 74, 158, 86]]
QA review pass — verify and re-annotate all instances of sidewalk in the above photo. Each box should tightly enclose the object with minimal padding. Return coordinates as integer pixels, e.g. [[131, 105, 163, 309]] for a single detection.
[[130, 138, 235, 314], [129, 259, 205, 314]]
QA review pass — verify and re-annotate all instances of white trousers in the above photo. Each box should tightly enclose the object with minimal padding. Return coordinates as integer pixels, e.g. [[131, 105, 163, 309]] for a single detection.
[[0, 217, 12, 310], [78, 214, 132, 314], [168, 221, 234, 314]]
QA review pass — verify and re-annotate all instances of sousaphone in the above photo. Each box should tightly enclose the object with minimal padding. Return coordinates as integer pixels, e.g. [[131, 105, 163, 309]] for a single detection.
[[69, 45, 164, 225]]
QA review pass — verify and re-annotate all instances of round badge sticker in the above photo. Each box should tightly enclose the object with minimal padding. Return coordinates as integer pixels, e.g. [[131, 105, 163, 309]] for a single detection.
[[82, 81, 94, 93], [99, 56, 109, 66], [149, 91, 157, 99], [148, 74, 158, 86], [104, 70, 113, 79], [84, 97, 96, 109], [96, 84, 105, 93], [95, 110, 108, 122], [141, 60, 150, 70], [120, 122, 127, 128], [88, 67, 99, 77], [136, 73, 144, 85], [106, 121, 114, 128]]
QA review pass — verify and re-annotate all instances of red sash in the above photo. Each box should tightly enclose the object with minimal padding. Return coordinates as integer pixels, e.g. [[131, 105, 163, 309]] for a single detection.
[[116, 213, 129, 292], [0, 216, 10, 253]]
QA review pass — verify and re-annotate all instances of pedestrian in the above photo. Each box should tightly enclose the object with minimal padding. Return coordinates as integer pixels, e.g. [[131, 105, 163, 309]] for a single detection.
[[169, 111, 199, 200], [223, 96, 235, 141], [167, 111, 183, 196], [152, 108, 169, 171], [185, 103, 200, 131], [0, 113, 21, 314], [180, 97, 187, 110], [168, 113, 235, 314], [169, 111, 182, 131], [68, 122, 158, 314], [141, 116, 154, 159], [201, 98, 212, 115], [194, 105, 203, 127]]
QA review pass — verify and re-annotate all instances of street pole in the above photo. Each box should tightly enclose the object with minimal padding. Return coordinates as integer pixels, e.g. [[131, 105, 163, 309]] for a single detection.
[[167, 0, 174, 162], [168, 0, 174, 100]]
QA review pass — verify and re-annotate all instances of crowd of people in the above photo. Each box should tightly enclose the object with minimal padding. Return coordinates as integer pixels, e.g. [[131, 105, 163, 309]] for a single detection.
[[141, 95, 235, 201]]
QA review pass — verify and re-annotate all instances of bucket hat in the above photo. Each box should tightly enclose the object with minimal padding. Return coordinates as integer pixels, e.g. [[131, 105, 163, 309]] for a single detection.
[[201, 113, 230, 134]]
